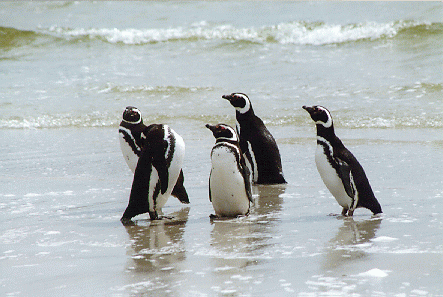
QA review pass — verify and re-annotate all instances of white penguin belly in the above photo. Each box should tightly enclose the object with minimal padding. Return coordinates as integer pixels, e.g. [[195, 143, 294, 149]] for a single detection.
[[210, 147, 249, 217], [163, 128, 185, 199], [315, 145, 353, 209], [154, 127, 185, 210]]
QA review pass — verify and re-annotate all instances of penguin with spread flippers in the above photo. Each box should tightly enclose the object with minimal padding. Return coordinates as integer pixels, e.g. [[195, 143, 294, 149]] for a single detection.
[[120, 121, 189, 224], [222, 93, 286, 185], [118, 106, 189, 209], [303, 105, 382, 216], [206, 123, 253, 218]]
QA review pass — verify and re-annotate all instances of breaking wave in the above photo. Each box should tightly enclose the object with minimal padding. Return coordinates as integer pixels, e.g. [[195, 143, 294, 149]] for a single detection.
[[2, 20, 441, 48], [45, 20, 439, 46]]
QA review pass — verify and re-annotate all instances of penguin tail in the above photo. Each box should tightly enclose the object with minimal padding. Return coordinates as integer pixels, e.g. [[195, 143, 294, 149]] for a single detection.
[[171, 170, 190, 204], [172, 181, 189, 203], [359, 195, 382, 215]]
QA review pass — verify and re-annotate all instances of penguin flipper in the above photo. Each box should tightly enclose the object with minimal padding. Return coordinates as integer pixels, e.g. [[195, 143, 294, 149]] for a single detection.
[[240, 155, 253, 202], [144, 124, 169, 195], [209, 170, 213, 203], [171, 169, 189, 204], [336, 158, 355, 198], [151, 141, 169, 194], [121, 153, 153, 223]]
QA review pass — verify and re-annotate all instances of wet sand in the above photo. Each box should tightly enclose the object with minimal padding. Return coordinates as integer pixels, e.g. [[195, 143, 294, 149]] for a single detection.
[[1, 127, 442, 296]]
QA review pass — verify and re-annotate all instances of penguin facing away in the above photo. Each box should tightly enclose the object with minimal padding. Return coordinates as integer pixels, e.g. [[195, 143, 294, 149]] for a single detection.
[[222, 93, 286, 185], [119, 113, 189, 224], [302, 105, 382, 216], [206, 123, 253, 218], [118, 106, 189, 208]]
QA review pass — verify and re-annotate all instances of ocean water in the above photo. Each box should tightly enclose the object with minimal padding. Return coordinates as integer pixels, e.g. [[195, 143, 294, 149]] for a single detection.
[[1, 2, 442, 296]]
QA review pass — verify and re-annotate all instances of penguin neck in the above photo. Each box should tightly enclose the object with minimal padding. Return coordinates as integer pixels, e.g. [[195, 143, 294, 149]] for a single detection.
[[215, 138, 240, 147], [120, 121, 146, 132], [235, 108, 254, 120], [316, 123, 336, 142]]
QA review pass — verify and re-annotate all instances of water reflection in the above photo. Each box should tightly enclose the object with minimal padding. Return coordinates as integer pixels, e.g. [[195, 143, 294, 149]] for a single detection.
[[210, 185, 286, 272], [207, 184, 287, 292], [253, 184, 286, 217], [210, 220, 255, 269], [123, 207, 189, 273], [322, 217, 382, 270]]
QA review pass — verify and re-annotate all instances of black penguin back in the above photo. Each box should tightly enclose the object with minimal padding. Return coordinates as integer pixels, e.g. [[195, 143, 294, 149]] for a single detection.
[[236, 111, 286, 184], [327, 130, 382, 215]]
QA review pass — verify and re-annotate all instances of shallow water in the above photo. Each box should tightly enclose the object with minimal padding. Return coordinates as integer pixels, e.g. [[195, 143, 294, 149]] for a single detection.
[[1, 2, 442, 296]]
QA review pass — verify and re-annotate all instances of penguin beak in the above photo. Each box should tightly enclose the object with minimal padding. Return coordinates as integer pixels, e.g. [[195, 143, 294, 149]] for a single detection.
[[302, 105, 314, 114], [222, 94, 232, 101], [205, 124, 216, 132]]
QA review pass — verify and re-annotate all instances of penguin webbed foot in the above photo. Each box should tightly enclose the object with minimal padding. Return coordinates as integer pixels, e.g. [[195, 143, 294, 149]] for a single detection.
[[159, 215, 174, 220], [340, 208, 354, 217], [120, 217, 135, 226], [147, 211, 159, 220], [149, 211, 174, 220]]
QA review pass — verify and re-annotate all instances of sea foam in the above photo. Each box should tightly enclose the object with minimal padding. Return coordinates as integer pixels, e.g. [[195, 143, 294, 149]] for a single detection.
[[44, 20, 431, 46], [357, 268, 389, 277]]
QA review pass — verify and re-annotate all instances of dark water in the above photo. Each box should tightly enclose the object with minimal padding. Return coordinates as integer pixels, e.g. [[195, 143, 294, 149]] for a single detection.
[[1, 2, 442, 296]]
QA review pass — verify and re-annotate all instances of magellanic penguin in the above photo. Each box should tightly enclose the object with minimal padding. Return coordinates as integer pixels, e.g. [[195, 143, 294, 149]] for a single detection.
[[222, 93, 286, 185], [118, 106, 188, 206], [206, 123, 253, 218], [119, 108, 189, 224], [303, 105, 382, 216]]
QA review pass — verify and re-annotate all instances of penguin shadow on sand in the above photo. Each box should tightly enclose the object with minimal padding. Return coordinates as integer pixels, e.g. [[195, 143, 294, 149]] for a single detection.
[[123, 207, 189, 273], [322, 217, 382, 271]]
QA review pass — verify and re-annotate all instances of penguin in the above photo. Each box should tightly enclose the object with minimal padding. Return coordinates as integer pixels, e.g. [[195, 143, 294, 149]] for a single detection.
[[222, 93, 286, 185], [119, 111, 189, 224], [302, 105, 382, 216], [206, 123, 253, 218], [118, 106, 189, 208]]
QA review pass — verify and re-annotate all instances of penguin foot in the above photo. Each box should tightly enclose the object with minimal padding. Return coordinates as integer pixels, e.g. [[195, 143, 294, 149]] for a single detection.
[[148, 211, 159, 220], [341, 208, 355, 217], [120, 217, 135, 226]]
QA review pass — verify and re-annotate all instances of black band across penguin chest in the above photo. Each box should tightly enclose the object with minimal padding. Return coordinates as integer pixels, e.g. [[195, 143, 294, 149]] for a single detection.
[[317, 139, 340, 174], [119, 121, 147, 157]]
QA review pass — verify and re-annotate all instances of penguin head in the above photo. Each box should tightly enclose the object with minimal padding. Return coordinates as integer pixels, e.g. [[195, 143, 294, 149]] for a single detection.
[[122, 106, 142, 124], [222, 93, 252, 114], [302, 105, 333, 128], [206, 123, 238, 142]]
